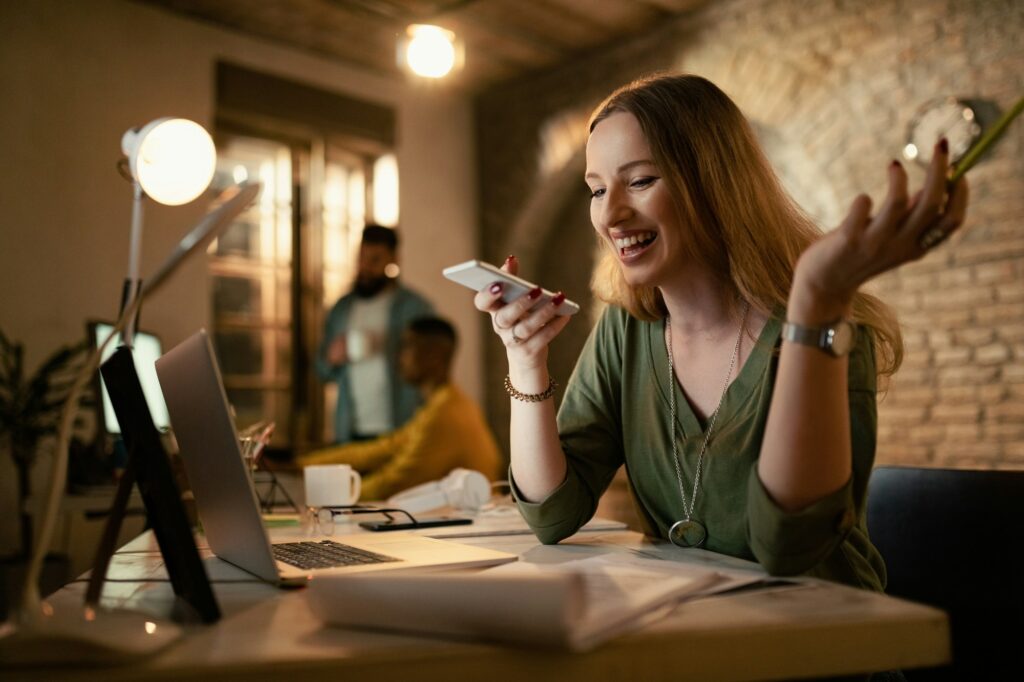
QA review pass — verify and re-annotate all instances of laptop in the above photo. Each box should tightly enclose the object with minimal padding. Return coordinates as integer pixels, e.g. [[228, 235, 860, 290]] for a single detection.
[[155, 329, 516, 586]]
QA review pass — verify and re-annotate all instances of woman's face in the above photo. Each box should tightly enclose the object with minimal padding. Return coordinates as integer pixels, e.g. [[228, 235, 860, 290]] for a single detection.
[[586, 111, 686, 288]]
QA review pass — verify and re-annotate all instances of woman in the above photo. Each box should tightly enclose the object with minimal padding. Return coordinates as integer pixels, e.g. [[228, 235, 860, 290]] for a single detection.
[[474, 74, 967, 589]]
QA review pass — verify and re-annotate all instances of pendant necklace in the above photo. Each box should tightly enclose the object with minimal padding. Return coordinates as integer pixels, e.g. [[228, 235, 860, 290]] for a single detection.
[[665, 300, 749, 548]]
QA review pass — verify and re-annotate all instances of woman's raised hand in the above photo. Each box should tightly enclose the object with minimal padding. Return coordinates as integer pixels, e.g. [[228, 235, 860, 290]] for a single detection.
[[473, 256, 573, 371], [790, 138, 970, 321]]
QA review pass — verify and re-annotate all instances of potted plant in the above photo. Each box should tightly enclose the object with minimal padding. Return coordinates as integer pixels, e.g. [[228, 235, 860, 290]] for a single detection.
[[0, 328, 87, 617]]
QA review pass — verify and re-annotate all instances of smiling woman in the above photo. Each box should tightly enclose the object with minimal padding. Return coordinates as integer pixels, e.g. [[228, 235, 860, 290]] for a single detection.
[[470, 73, 969, 605]]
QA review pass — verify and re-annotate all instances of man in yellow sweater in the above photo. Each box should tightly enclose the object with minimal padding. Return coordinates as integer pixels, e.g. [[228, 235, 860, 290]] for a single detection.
[[298, 316, 502, 501]]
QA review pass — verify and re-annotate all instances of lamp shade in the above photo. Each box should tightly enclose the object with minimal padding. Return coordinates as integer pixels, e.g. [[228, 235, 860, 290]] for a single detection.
[[121, 118, 216, 205]]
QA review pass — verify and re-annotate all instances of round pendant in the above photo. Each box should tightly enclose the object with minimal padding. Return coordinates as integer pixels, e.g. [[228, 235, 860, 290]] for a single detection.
[[668, 519, 707, 548]]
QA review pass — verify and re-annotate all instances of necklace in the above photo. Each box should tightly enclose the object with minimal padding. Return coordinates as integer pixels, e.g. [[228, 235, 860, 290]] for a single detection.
[[665, 301, 749, 548]]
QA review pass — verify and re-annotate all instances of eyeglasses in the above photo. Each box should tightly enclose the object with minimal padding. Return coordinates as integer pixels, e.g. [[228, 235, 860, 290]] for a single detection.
[[307, 505, 418, 536]]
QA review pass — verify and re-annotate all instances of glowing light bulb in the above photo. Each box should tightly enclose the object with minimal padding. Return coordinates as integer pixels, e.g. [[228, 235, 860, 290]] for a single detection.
[[404, 24, 457, 79], [122, 118, 216, 205]]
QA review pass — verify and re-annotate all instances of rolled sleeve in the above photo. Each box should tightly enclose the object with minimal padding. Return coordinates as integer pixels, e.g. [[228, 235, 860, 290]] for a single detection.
[[509, 466, 595, 545], [746, 469, 856, 576]]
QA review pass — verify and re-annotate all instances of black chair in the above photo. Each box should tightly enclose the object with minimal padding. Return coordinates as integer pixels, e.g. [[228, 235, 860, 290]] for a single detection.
[[866, 466, 1024, 681]]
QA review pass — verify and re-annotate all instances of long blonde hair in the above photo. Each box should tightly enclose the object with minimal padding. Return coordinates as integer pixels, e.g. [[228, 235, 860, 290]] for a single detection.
[[588, 73, 902, 377]]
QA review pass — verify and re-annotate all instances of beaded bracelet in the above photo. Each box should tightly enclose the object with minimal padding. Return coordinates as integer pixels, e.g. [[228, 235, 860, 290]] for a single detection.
[[504, 374, 558, 403]]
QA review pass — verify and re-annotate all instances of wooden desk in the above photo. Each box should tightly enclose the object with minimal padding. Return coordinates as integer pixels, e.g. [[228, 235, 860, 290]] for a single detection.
[[10, 527, 949, 681]]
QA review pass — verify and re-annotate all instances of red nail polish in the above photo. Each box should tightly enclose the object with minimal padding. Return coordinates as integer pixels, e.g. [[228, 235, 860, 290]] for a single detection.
[[938, 138, 948, 154], [528, 287, 542, 300], [489, 282, 502, 294], [891, 159, 902, 168], [504, 255, 516, 265], [551, 292, 566, 306]]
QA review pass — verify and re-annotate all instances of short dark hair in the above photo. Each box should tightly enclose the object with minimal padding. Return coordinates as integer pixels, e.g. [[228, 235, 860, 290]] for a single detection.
[[361, 224, 398, 251], [407, 316, 457, 346]]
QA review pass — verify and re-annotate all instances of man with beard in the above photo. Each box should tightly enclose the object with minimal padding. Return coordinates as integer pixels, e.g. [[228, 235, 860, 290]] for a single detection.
[[317, 225, 433, 444]]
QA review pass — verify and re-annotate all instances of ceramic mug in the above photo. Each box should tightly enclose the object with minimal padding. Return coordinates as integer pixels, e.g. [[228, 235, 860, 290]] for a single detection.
[[303, 463, 362, 507]]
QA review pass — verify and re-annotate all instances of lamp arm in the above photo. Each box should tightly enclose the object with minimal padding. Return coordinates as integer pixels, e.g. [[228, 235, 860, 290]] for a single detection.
[[14, 182, 260, 625]]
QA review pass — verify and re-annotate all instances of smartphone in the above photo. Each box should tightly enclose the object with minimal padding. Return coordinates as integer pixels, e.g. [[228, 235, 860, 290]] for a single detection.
[[442, 259, 580, 316], [359, 516, 473, 532]]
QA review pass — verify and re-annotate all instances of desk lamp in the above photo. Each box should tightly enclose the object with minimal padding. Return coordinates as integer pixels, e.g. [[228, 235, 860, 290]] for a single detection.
[[0, 115, 258, 665], [119, 118, 216, 346]]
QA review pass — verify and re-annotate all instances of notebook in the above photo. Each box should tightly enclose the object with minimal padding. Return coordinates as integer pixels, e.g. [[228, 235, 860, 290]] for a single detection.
[[155, 329, 517, 586]]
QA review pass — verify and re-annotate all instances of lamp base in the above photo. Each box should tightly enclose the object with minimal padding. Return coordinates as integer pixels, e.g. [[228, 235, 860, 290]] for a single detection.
[[0, 601, 181, 667]]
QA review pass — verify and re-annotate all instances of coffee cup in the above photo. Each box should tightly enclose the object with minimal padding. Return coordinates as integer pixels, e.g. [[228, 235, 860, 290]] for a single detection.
[[304, 464, 361, 507]]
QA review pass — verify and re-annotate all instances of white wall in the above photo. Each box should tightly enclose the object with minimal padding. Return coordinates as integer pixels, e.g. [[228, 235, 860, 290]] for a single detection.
[[0, 0, 481, 554]]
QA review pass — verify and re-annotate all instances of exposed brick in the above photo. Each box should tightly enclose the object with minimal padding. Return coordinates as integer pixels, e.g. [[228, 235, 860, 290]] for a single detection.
[[953, 328, 995, 347], [927, 330, 954, 349], [898, 271, 936, 292], [934, 347, 971, 365], [878, 405, 929, 426], [973, 343, 1010, 364], [974, 261, 1017, 285], [908, 424, 947, 445], [931, 444, 988, 465], [954, 238, 1024, 265], [985, 423, 1024, 441], [937, 365, 999, 387], [937, 385, 978, 402], [933, 445, 1001, 466], [932, 309, 974, 327], [986, 402, 1024, 423], [932, 403, 982, 422], [999, 324, 1024, 342], [921, 286, 995, 310], [974, 303, 1024, 326], [979, 384, 1009, 402], [1004, 364, 1024, 383], [886, 385, 939, 404], [945, 423, 982, 441], [876, 444, 932, 466], [935, 267, 972, 288], [996, 284, 1024, 304], [902, 329, 928, 352], [1004, 442, 1024, 462]]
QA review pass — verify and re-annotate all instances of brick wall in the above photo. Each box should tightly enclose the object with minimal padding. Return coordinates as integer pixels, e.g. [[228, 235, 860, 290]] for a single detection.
[[474, 0, 1024, 488]]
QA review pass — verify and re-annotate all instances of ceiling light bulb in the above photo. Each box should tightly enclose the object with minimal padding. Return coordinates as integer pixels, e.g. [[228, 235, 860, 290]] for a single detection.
[[404, 24, 457, 79], [122, 118, 217, 205]]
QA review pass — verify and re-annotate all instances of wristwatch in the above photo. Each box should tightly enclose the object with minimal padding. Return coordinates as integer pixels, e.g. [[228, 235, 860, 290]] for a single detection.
[[781, 318, 857, 357]]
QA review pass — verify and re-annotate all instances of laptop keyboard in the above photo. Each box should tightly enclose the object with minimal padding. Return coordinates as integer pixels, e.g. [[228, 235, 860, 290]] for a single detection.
[[272, 540, 400, 570]]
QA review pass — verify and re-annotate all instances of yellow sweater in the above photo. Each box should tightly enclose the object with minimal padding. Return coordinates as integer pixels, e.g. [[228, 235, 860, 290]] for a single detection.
[[298, 384, 503, 501]]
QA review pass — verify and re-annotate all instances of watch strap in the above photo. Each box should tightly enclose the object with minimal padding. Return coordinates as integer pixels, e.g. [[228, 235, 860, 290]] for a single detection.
[[781, 319, 855, 357]]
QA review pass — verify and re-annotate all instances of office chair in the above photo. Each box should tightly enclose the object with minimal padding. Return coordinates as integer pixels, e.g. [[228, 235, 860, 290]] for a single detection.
[[866, 466, 1024, 681]]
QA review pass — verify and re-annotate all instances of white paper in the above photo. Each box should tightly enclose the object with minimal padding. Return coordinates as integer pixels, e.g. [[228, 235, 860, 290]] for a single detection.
[[306, 553, 726, 651]]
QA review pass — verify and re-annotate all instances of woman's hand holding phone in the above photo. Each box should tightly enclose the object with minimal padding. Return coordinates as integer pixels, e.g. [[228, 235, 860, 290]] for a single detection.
[[472, 256, 574, 375]]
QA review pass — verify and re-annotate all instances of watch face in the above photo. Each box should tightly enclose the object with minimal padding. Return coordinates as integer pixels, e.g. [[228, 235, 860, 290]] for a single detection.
[[827, 321, 856, 356], [904, 96, 982, 166]]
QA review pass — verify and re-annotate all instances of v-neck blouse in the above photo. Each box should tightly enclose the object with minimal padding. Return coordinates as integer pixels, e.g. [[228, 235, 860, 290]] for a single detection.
[[513, 305, 886, 591]]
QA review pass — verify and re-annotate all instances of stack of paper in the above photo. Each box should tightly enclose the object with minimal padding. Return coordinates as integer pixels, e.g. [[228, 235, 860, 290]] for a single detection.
[[306, 554, 734, 651]]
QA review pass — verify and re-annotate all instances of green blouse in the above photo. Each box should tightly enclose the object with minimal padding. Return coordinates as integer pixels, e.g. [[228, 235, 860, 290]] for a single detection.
[[513, 306, 887, 591]]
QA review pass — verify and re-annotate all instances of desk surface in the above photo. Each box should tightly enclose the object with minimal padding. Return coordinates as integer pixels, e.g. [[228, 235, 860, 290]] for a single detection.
[[12, 523, 949, 682]]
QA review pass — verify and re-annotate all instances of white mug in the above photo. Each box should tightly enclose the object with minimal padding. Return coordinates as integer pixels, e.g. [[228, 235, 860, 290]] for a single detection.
[[304, 464, 361, 507]]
